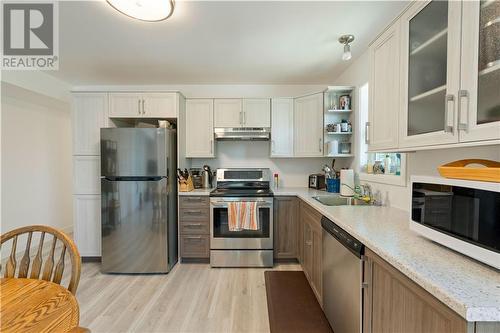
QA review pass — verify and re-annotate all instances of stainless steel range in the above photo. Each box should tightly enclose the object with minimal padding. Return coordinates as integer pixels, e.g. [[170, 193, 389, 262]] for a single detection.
[[210, 168, 273, 267]]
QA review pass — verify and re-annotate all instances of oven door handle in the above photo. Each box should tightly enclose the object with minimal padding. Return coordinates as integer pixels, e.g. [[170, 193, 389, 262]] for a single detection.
[[211, 201, 273, 208]]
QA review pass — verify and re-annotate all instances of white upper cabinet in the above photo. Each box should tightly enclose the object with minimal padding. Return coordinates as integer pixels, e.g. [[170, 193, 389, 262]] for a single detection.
[[141, 93, 178, 118], [109, 92, 178, 118], [271, 98, 294, 157], [243, 99, 271, 127], [368, 21, 401, 151], [294, 93, 324, 157], [109, 93, 143, 118], [72, 93, 109, 155], [459, 0, 500, 142], [214, 99, 242, 127], [399, 0, 462, 148], [185, 99, 215, 158]]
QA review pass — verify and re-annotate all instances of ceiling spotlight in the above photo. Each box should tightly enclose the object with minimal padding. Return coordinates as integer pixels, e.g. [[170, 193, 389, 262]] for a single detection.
[[107, 0, 175, 22], [339, 35, 355, 61]]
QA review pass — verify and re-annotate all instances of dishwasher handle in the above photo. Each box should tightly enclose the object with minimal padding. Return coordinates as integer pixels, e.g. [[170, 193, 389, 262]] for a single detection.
[[321, 216, 364, 258]]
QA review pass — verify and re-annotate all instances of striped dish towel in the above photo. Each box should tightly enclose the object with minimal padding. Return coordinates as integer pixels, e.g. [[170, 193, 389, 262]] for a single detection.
[[228, 202, 259, 231]]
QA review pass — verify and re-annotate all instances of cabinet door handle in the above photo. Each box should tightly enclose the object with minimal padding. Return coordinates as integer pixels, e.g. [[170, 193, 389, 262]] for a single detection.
[[210, 139, 213, 154], [242, 111, 246, 125], [319, 138, 322, 152], [142, 99, 145, 115], [239, 111, 243, 125], [271, 140, 275, 153], [184, 223, 203, 227], [365, 122, 370, 144], [138, 100, 141, 115], [444, 94, 455, 133], [458, 90, 469, 131]]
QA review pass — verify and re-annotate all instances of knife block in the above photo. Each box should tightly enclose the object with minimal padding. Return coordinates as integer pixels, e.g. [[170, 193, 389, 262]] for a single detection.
[[179, 176, 194, 192]]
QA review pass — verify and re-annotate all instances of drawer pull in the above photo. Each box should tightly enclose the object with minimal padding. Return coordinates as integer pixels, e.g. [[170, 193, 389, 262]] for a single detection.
[[185, 236, 203, 241], [184, 210, 203, 215], [185, 197, 202, 202], [185, 223, 202, 226]]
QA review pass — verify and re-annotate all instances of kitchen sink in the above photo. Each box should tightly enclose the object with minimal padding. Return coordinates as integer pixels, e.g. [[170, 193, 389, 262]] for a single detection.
[[313, 195, 371, 206]]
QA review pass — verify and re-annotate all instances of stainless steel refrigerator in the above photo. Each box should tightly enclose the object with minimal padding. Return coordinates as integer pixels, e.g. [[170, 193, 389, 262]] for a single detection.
[[100, 128, 177, 273]]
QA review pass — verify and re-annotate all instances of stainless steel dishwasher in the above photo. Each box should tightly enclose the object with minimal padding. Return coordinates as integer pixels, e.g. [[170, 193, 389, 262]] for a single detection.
[[322, 216, 365, 333]]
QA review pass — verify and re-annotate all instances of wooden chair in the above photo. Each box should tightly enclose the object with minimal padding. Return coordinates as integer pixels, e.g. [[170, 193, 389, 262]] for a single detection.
[[1, 225, 81, 294]]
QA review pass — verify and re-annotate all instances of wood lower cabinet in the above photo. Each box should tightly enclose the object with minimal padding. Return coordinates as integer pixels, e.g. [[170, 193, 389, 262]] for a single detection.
[[363, 248, 467, 333], [179, 196, 210, 260], [299, 200, 323, 306], [273, 197, 298, 259]]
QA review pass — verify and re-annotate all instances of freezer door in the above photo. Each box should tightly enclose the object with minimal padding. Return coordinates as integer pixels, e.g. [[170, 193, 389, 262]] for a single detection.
[[101, 178, 171, 273], [101, 128, 169, 177]]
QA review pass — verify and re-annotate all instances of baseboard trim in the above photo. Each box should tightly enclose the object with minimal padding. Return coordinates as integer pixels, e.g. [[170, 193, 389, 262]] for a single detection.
[[82, 256, 101, 263], [181, 258, 210, 264]]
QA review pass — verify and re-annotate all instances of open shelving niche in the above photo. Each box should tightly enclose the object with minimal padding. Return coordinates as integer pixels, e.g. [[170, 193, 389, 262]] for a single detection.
[[323, 86, 355, 158]]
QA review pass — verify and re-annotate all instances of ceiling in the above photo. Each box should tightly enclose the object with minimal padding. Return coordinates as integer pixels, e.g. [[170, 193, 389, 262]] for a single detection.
[[48, 1, 408, 85]]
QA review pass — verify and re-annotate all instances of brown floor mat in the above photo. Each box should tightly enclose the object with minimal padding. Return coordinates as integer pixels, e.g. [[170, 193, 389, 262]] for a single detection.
[[264, 271, 333, 333]]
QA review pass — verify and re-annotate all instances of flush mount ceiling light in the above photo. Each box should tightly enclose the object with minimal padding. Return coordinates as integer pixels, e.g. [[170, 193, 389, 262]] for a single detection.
[[107, 0, 175, 22], [338, 34, 355, 61]]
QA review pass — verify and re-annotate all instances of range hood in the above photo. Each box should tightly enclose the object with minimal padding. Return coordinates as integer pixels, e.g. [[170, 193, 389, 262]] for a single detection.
[[214, 127, 270, 141]]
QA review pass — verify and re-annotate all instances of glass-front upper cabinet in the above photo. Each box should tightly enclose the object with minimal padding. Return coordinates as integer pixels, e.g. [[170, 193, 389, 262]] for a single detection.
[[399, 0, 462, 148], [460, 0, 500, 142]]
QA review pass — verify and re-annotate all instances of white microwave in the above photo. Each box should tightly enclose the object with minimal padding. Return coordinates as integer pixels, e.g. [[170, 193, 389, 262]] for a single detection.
[[410, 176, 500, 269]]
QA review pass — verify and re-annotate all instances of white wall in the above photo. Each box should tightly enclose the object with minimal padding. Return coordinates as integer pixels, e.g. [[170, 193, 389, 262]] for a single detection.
[[1, 81, 73, 236], [333, 50, 500, 211], [191, 141, 341, 187]]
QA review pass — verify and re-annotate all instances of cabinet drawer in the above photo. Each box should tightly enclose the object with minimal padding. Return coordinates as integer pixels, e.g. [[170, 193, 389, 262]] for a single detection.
[[180, 235, 210, 258], [179, 196, 209, 208], [179, 208, 209, 221], [180, 221, 209, 235]]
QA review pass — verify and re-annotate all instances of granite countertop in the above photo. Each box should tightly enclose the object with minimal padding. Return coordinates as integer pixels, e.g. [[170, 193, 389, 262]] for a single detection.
[[273, 187, 500, 322], [178, 188, 213, 196]]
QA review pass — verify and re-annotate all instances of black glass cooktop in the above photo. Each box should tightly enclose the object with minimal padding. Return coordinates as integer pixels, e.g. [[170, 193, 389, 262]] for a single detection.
[[210, 188, 274, 197]]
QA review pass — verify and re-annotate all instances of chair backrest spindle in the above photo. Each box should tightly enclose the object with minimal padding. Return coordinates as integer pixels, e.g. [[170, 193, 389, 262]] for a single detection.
[[42, 236, 57, 281], [18, 231, 33, 278], [5, 235, 18, 278], [30, 232, 46, 279]]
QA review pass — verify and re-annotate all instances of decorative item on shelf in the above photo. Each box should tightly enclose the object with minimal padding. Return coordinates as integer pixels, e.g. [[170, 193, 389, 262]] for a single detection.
[[326, 123, 336, 132], [327, 140, 339, 156], [395, 154, 401, 176], [438, 159, 500, 183], [383, 155, 392, 175], [339, 95, 351, 110], [340, 119, 349, 132], [373, 161, 385, 174], [339, 142, 351, 154]]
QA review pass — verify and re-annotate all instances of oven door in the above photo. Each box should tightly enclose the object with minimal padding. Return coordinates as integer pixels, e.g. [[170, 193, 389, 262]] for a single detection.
[[210, 197, 273, 250]]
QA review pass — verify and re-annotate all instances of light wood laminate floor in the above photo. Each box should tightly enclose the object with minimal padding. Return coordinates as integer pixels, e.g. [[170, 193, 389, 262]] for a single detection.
[[76, 262, 301, 333]]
